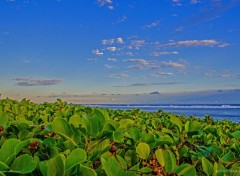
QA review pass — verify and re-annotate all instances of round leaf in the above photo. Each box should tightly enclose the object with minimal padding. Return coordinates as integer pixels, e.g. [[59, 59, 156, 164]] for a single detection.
[[136, 142, 150, 159]]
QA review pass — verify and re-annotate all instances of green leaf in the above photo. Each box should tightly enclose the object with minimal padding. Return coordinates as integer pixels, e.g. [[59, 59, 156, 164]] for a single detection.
[[136, 143, 150, 160], [202, 157, 214, 176], [221, 151, 234, 162], [101, 156, 125, 176], [155, 149, 176, 173], [52, 117, 76, 146], [89, 139, 110, 160], [213, 162, 225, 176], [94, 109, 109, 127], [174, 163, 196, 176], [113, 131, 124, 142], [231, 131, 240, 139], [141, 132, 155, 146], [156, 134, 174, 145], [39, 161, 48, 176], [170, 115, 182, 132], [52, 117, 73, 138], [81, 114, 101, 138], [0, 111, 10, 129], [119, 119, 135, 128], [79, 165, 97, 176], [0, 138, 20, 164], [0, 161, 9, 171], [47, 154, 66, 176], [0, 171, 6, 176], [14, 139, 30, 154], [124, 150, 138, 167], [127, 127, 140, 142], [43, 138, 57, 148], [65, 148, 87, 171], [129, 163, 140, 171], [116, 155, 128, 170], [69, 114, 81, 128], [10, 154, 37, 174], [185, 121, 203, 132], [139, 167, 152, 173]]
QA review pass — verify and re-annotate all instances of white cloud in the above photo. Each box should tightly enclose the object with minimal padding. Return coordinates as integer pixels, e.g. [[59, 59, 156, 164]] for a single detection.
[[92, 49, 103, 56], [161, 61, 186, 68], [158, 72, 174, 76], [97, 0, 112, 7], [13, 78, 62, 86], [107, 46, 117, 51], [124, 59, 150, 65], [128, 65, 144, 69], [117, 15, 127, 23], [144, 74, 161, 78], [172, 0, 182, 6], [115, 81, 184, 87], [151, 51, 179, 56], [166, 40, 219, 47], [116, 38, 124, 44], [108, 5, 114, 10], [161, 39, 230, 48], [87, 58, 98, 62], [143, 20, 160, 29], [104, 64, 116, 69], [190, 0, 201, 4], [102, 39, 114, 45], [23, 60, 31, 63], [108, 73, 129, 78], [218, 42, 230, 48], [130, 40, 145, 49], [107, 58, 117, 62]]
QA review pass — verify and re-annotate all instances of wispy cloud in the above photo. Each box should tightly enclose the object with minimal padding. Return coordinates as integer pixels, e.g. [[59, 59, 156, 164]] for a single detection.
[[13, 78, 62, 86], [102, 39, 115, 45], [108, 73, 129, 78], [151, 51, 179, 56], [203, 70, 236, 78], [104, 64, 116, 69], [117, 15, 127, 23], [129, 40, 145, 49], [145, 72, 174, 78], [161, 61, 186, 68], [102, 38, 124, 45], [143, 20, 160, 29], [128, 65, 144, 69], [172, 0, 182, 6], [163, 39, 226, 47], [115, 81, 184, 87], [92, 49, 103, 56], [124, 59, 150, 65], [106, 46, 117, 51], [158, 72, 175, 76], [107, 58, 117, 62], [96, 0, 114, 10], [22, 59, 31, 63], [190, 0, 201, 4], [87, 58, 98, 62]]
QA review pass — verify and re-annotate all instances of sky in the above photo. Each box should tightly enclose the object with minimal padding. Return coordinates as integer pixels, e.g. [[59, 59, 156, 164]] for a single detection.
[[0, 0, 240, 103]]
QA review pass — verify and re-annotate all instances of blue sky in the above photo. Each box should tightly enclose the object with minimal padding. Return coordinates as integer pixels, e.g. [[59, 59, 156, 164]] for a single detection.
[[0, 0, 240, 103]]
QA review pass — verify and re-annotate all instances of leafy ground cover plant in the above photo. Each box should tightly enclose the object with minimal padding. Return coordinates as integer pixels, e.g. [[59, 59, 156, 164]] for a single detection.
[[0, 98, 239, 176]]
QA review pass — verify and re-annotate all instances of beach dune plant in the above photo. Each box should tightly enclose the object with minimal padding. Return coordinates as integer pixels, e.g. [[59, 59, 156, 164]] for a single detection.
[[0, 98, 239, 175]]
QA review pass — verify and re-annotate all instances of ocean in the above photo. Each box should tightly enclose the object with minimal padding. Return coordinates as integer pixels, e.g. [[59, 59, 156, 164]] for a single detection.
[[86, 104, 240, 123]]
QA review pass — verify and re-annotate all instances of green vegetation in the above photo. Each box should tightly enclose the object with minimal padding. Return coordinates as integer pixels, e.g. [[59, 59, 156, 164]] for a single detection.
[[0, 98, 240, 176]]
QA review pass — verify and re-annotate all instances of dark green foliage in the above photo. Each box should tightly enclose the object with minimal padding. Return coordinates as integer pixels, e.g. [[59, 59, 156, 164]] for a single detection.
[[0, 98, 239, 176]]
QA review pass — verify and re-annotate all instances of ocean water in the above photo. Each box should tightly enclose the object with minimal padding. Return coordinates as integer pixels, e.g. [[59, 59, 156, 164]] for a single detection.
[[86, 104, 240, 123]]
